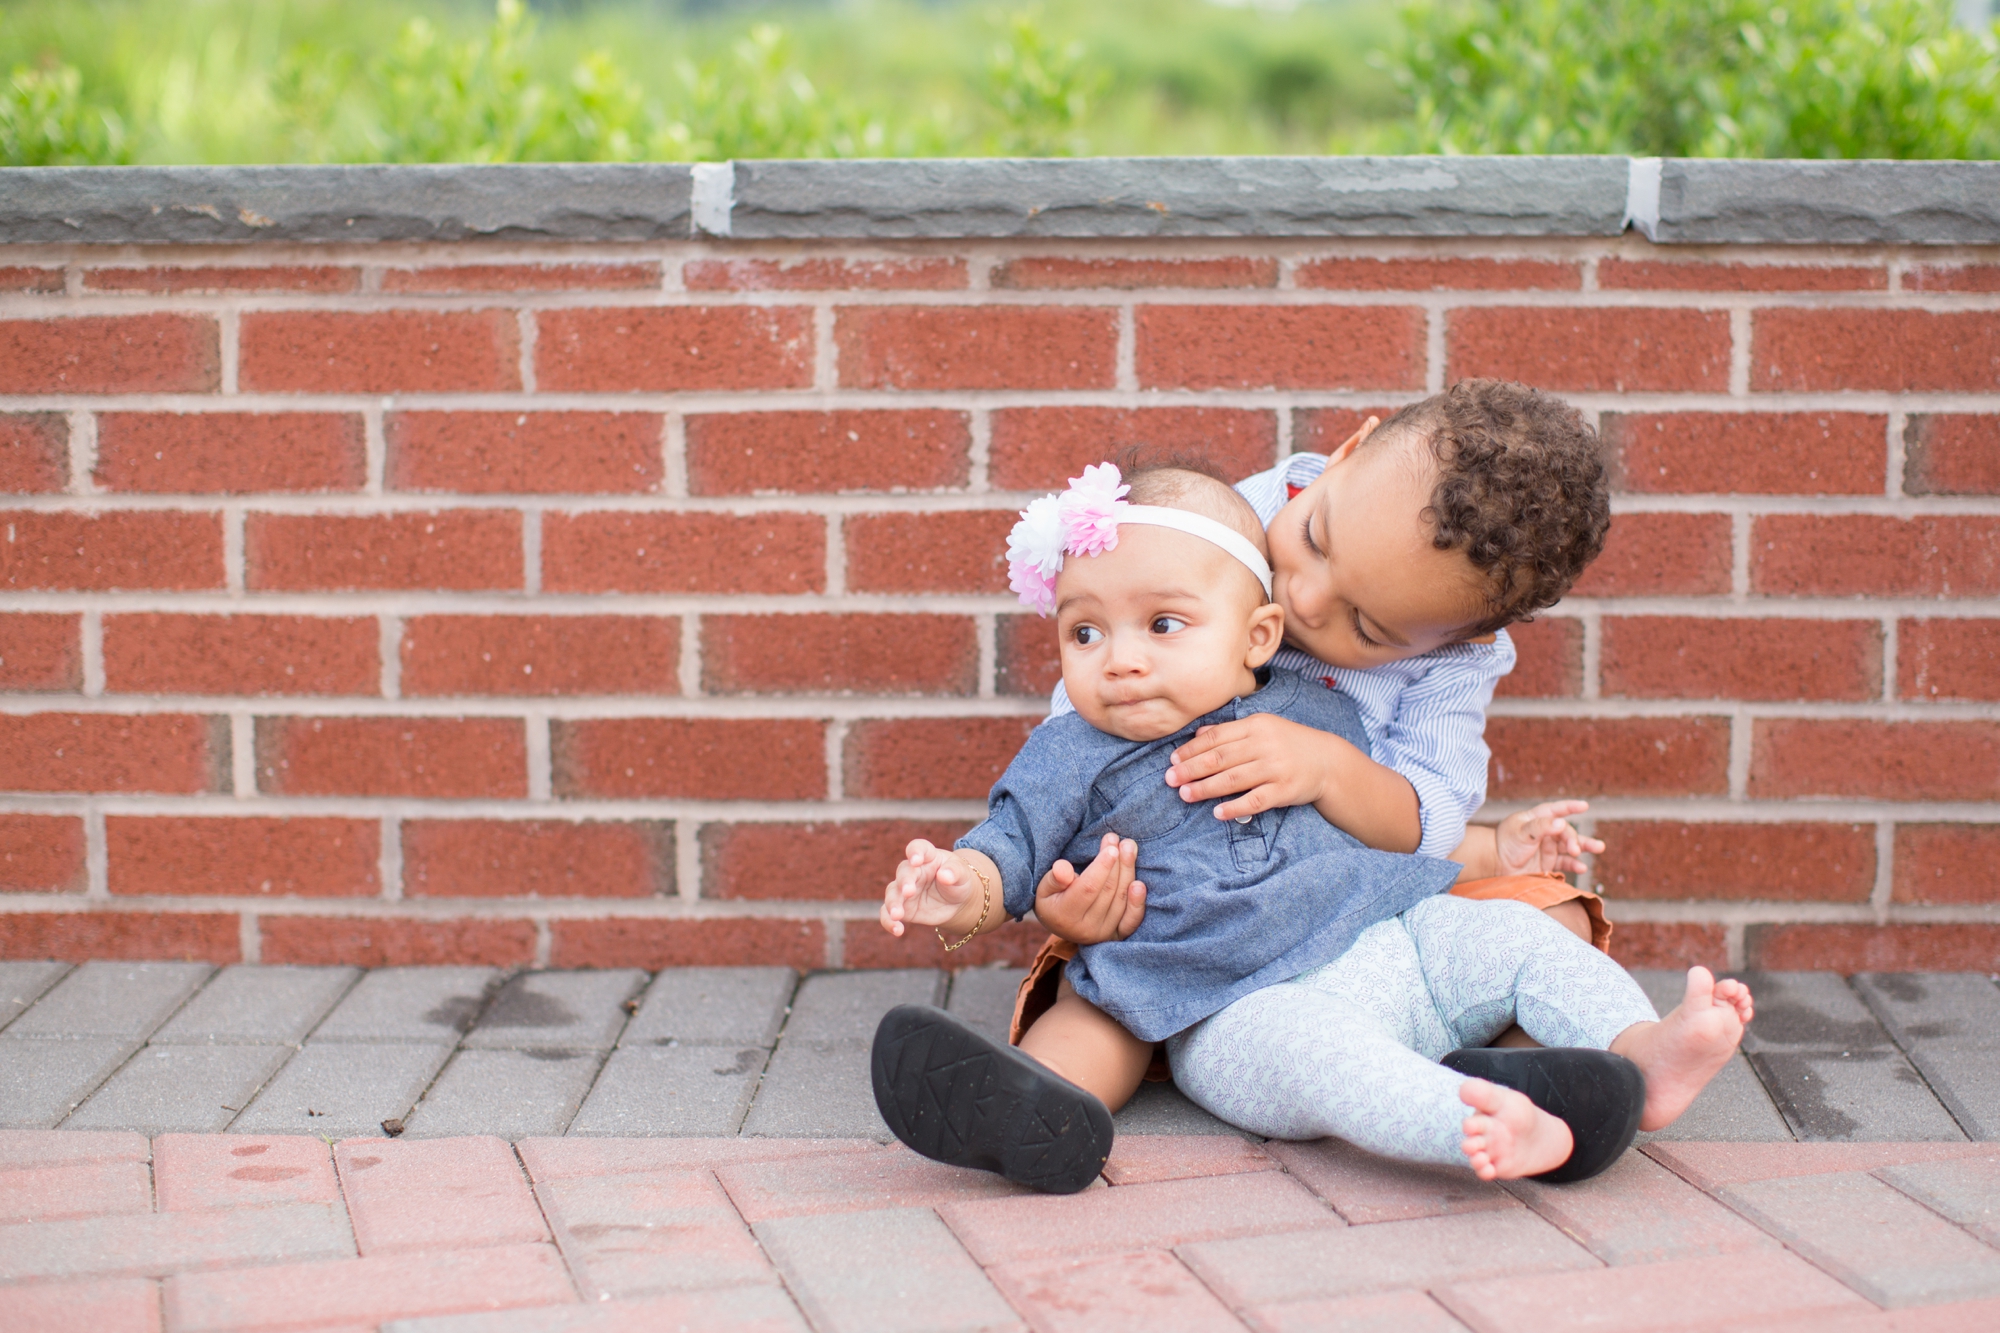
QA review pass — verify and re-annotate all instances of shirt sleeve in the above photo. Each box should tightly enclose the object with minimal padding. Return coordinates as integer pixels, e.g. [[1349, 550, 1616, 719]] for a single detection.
[[1378, 631, 1516, 858], [1045, 678, 1077, 720], [955, 720, 1091, 920]]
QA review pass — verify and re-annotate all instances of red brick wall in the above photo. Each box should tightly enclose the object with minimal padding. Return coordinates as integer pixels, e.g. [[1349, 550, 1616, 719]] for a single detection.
[[2, 242, 1995, 973]]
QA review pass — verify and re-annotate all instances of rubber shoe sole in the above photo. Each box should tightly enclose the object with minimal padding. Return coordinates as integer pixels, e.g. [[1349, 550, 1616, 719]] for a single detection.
[[1441, 1045, 1645, 1183], [871, 1003, 1113, 1195]]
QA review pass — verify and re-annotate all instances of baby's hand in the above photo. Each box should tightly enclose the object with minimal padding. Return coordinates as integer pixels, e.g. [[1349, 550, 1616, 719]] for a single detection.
[[1165, 713, 1332, 821], [1495, 800, 1604, 877], [880, 839, 983, 938], [1034, 832, 1146, 945]]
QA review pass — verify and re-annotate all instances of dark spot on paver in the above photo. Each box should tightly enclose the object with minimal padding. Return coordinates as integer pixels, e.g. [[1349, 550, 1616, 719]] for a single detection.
[[713, 1049, 762, 1076], [1743, 991, 1886, 1049], [230, 1166, 305, 1183], [522, 1047, 583, 1063], [1873, 975, 1928, 1003], [1894, 1065, 1929, 1087], [349, 1156, 382, 1171], [231, 1144, 269, 1157], [1903, 1022, 1963, 1040], [479, 989, 578, 1031], [1750, 1051, 1863, 1140], [422, 996, 486, 1032]]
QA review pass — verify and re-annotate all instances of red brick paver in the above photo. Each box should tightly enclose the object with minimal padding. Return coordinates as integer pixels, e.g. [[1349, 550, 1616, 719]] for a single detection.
[[334, 1135, 548, 1254], [153, 1136, 338, 1213]]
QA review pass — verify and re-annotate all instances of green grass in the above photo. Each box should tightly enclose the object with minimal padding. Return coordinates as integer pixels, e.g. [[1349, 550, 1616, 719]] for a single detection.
[[0, 0, 1992, 164]]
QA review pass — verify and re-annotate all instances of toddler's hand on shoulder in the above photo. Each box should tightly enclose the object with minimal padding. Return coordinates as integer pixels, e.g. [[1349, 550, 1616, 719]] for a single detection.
[[880, 839, 981, 937], [1166, 713, 1331, 821]]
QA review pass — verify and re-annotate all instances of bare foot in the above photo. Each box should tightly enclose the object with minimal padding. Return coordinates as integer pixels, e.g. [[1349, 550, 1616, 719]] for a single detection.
[[1459, 1078, 1573, 1181], [1610, 966, 1755, 1131]]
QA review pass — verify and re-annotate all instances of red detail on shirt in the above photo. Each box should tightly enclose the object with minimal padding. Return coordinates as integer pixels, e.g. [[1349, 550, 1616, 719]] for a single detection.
[[1286, 483, 1306, 500], [1320, 676, 1338, 690]]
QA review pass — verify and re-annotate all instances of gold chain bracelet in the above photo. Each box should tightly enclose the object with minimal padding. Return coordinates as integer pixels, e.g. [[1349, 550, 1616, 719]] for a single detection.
[[936, 861, 993, 953]]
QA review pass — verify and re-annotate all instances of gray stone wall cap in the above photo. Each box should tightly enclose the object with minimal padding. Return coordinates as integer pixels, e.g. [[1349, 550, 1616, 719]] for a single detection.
[[1656, 159, 2000, 245]]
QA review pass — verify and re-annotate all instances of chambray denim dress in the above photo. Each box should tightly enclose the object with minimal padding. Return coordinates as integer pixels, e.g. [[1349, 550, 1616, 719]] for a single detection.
[[957, 667, 1461, 1042]]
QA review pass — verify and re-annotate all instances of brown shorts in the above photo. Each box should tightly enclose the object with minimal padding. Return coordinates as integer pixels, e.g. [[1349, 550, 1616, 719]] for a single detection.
[[1008, 873, 1612, 1081]]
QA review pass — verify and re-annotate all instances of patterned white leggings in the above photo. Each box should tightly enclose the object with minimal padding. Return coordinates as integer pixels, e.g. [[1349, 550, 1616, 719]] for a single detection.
[[1165, 894, 1658, 1168]]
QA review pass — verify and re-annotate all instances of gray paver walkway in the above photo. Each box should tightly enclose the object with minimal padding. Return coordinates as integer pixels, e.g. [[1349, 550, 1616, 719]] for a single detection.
[[0, 962, 1993, 1143]]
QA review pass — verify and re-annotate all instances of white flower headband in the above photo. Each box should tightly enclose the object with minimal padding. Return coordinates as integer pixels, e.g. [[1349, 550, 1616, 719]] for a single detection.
[[1006, 462, 1274, 617]]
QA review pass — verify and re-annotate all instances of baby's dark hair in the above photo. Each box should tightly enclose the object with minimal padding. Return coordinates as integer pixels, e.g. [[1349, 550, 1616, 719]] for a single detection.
[[1369, 379, 1611, 635]]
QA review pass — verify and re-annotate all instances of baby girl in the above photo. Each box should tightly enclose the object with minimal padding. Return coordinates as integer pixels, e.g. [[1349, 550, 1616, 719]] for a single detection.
[[872, 462, 1753, 1192]]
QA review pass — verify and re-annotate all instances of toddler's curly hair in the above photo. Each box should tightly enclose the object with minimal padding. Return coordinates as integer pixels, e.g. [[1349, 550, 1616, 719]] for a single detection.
[[1372, 379, 1611, 635]]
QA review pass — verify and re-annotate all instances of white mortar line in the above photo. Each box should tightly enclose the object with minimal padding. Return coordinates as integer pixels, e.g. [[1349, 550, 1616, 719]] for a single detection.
[[814, 304, 838, 392], [1424, 306, 1447, 393], [380, 814, 403, 900], [63, 264, 83, 298], [516, 309, 538, 394], [1871, 819, 1896, 922], [1726, 706, 1753, 800], [1729, 512, 1752, 599], [526, 714, 552, 802], [218, 309, 240, 396], [1728, 309, 1752, 397], [357, 265, 383, 294], [675, 819, 701, 901], [521, 508, 542, 595], [678, 613, 703, 697], [222, 505, 246, 594], [965, 254, 998, 292], [78, 611, 105, 696], [532, 918, 552, 968], [976, 613, 997, 700], [65, 410, 97, 494], [1580, 256, 1601, 292], [1885, 409, 1908, 500], [1115, 304, 1137, 392], [1579, 610, 1602, 701], [1274, 401, 1294, 458], [967, 410, 992, 493], [824, 718, 848, 802], [239, 912, 261, 965], [1724, 922, 1747, 971], [84, 807, 108, 899], [824, 515, 846, 596], [823, 918, 845, 969], [363, 404, 387, 495], [1880, 615, 1899, 704], [378, 614, 402, 699], [231, 713, 255, 798], [661, 414, 687, 498]]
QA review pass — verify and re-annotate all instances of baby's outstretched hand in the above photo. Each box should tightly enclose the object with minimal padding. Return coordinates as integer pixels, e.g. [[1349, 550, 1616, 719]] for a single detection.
[[1495, 800, 1604, 877], [880, 839, 982, 938], [1034, 832, 1146, 945]]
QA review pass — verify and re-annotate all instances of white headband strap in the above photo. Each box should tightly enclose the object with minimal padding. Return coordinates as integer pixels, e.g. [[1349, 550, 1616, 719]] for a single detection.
[[1118, 504, 1273, 597]]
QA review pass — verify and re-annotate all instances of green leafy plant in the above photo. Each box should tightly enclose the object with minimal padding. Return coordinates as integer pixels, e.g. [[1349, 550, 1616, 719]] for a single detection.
[[0, 62, 129, 165], [985, 7, 1103, 155]]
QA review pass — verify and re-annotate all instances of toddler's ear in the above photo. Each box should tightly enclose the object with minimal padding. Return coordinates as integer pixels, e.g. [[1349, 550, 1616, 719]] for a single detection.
[[1244, 600, 1285, 668]]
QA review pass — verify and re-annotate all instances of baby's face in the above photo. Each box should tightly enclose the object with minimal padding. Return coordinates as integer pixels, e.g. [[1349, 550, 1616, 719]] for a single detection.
[[1267, 431, 1492, 670], [1054, 524, 1284, 743]]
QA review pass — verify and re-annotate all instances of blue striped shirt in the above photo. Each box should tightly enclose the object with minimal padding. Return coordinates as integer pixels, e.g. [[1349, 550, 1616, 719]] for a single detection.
[[1047, 451, 1513, 858]]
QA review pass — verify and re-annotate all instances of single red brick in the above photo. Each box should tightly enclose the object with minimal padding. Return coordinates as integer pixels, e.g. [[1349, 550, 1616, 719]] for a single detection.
[[381, 262, 661, 293], [1598, 259, 1885, 291], [1755, 309, 2000, 392], [0, 314, 219, 393], [0, 1159, 153, 1224], [0, 713, 222, 794], [1569, 513, 1733, 598], [839, 305, 1116, 391], [1602, 412, 1885, 496], [996, 257, 1277, 289], [704, 613, 978, 695], [1607, 922, 1728, 971], [1905, 415, 2000, 495], [1601, 617, 1881, 702], [686, 410, 970, 495], [1102, 1136, 1276, 1187], [1747, 923, 2000, 973], [0, 511, 224, 591], [256, 716, 526, 799], [844, 717, 1039, 800], [987, 1249, 1240, 1333], [105, 816, 380, 898], [1137, 305, 1424, 391], [1899, 618, 2000, 702], [0, 814, 86, 892], [246, 511, 522, 592], [538, 306, 813, 392], [841, 915, 1051, 970], [402, 819, 672, 898], [153, 1135, 339, 1213], [84, 265, 358, 293], [1904, 262, 2000, 293], [0, 266, 64, 293], [715, 1143, 1026, 1221], [1297, 257, 1580, 290], [102, 613, 379, 696], [1751, 719, 2000, 802], [1291, 406, 1409, 454], [549, 916, 825, 969], [553, 718, 826, 801], [1593, 821, 1876, 902], [334, 1136, 548, 1256], [1494, 618, 1580, 699], [0, 413, 68, 492], [399, 614, 678, 697], [1894, 824, 2000, 905], [988, 406, 1280, 491], [997, 614, 1062, 699], [844, 512, 1013, 594], [542, 511, 823, 594], [0, 612, 81, 691], [1752, 515, 2000, 597], [163, 1243, 571, 1330], [1487, 716, 1731, 798], [386, 411, 662, 495], [699, 819, 970, 901], [260, 916, 536, 967], [94, 412, 366, 495], [1450, 307, 1732, 392], [0, 911, 240, 963], [240, 310, 519, 393], [685, 257, 966, 291]]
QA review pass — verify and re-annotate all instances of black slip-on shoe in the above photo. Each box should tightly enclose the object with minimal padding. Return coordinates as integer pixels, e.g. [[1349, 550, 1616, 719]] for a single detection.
[[1440, 1046, 1645, 1184], [871, 1003, 1113, 1195]]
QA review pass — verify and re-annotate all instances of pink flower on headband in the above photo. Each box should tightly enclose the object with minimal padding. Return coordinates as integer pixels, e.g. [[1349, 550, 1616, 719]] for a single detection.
[[1057, 463, 1129, 558], [1005, 462, 1133, 616]]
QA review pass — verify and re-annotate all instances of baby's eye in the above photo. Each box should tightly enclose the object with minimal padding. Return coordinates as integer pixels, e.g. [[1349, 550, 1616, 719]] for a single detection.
[[1150, 616, 1187, 635], [1073, 625, 1104, 646]]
